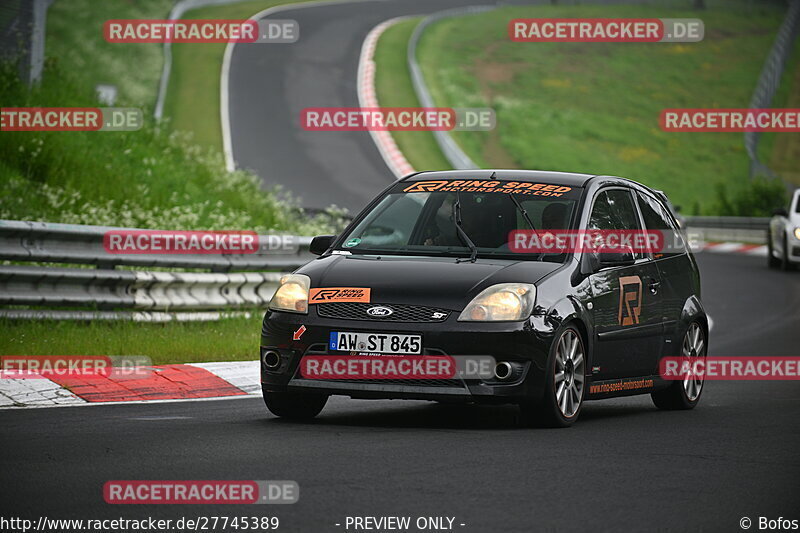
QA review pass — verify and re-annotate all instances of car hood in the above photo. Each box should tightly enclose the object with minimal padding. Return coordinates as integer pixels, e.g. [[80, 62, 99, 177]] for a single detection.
[[297, 254, 562, 310]]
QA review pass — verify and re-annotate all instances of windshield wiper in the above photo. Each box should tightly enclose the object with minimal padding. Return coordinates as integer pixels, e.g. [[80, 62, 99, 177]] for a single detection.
[[508, 193, 543, 260], [453, 191, 478, 263]]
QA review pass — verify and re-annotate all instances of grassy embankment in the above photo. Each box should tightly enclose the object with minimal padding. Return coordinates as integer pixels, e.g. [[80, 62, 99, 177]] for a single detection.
[[372, 17, 451, 171], [0, 0, 335, 362], [377, 3, 796, 214]]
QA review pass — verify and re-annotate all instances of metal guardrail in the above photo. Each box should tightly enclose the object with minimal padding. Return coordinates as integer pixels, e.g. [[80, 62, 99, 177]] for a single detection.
[[0, 220, 314, 272], [408, 6, 496, 170], [684, 216, 769, 245], [0, 309, 254, 322], [0, 220, 315, 320], [0, 265, 282, 311], [745, 0, 800, 179], [0, 216, 771, 321], [684, 216, 770, 229]]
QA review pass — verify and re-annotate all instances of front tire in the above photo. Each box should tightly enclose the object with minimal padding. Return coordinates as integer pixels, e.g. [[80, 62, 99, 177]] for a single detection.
[[520, 326, 586, 428], [652, 321, 706, 410], [264, 391, 328, 420], [780, 236, 793, 271], [767, 230, 780, 269]]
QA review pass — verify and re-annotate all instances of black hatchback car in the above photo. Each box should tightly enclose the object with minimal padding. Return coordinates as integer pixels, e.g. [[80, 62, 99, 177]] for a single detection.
[[260, 170, 708, 427]]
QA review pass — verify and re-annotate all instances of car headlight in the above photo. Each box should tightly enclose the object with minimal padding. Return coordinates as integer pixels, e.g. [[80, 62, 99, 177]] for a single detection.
[[794, 227, 800, 241], [269, 274, 310, 314], [458, 283, 537, 322]]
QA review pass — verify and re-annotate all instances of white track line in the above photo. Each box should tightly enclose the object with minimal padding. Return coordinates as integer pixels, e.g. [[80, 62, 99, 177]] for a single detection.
[[221, 0, 383, 173], [156, 0, 246, 119]]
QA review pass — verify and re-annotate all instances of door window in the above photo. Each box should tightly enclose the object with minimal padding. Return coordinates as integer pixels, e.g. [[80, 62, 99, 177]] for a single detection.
[[588, 189, 645, 259], [636, 192, 683, 257]]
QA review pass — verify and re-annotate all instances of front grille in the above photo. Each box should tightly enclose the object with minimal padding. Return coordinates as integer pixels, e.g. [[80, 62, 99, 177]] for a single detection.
[[316, 302, 451, 322]]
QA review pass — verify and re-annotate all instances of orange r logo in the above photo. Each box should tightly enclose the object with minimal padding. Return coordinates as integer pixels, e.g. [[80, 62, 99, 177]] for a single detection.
[[618, 276, 642, 326]]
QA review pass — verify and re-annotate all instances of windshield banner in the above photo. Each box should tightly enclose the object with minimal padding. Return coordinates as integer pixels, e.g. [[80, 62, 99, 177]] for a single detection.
[[399, 179, 578, 198]]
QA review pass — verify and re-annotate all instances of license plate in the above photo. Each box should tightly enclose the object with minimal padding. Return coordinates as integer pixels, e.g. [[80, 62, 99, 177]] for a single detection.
[[329, 331, 422, 355]]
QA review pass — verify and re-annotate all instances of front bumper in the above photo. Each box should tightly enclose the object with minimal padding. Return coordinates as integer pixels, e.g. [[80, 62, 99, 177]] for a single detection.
[[259, 308, 558, 404]]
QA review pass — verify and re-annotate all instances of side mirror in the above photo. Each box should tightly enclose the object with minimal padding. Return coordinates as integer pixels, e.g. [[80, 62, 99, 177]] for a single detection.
[[596, 247, 636, 269], [309, 235, 336, 256], [773, 207, 789, 218]]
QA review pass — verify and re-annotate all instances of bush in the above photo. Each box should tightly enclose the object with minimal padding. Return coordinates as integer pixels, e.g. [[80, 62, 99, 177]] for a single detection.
[[713, 176, 788, 216]]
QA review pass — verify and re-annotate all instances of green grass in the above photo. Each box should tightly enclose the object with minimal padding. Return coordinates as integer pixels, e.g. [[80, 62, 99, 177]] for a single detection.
[[164, 0, 325, 152], [0, 316, 263, 364], [46, 0, 174, 111], [3, 0, 343, 233], [0, 61, 345, 232], [373, 18, 451, 171], [43, 0, 327, 156], [0, 0, 348, 362], [411, 3, 789, 214]]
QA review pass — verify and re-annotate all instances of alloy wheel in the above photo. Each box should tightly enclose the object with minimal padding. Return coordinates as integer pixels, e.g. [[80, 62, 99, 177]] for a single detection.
[[554, 329, 585, 418], [682, 323, 705, 401]]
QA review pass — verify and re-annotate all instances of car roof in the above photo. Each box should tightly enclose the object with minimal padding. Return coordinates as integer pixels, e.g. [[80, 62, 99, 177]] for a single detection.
[[403, 169, 595, 187]]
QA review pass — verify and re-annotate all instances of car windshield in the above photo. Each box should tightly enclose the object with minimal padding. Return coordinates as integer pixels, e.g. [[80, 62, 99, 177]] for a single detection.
[[337, 180, 581, 261]]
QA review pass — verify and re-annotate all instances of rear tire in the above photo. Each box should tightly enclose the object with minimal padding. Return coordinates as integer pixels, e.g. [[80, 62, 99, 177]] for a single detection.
[[652, 322, 706, 410], [520, 325, 586, 428], [264, 391, 328, 420], [767, 231, 780, 269]]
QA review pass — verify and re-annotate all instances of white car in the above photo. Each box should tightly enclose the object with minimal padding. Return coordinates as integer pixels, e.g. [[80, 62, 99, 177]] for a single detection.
[[768, 188, 800, 270]]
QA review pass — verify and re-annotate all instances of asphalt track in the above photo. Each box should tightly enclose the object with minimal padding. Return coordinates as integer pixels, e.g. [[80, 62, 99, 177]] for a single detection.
[[227, 0, 539, 211], [4, 1, 799, 530], [2, 252, 799, 532]]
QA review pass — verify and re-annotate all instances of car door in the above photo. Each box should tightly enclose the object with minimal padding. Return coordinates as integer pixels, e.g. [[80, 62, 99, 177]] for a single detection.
[[635, 191, 696, 363], [587, 188, 664, 379]]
